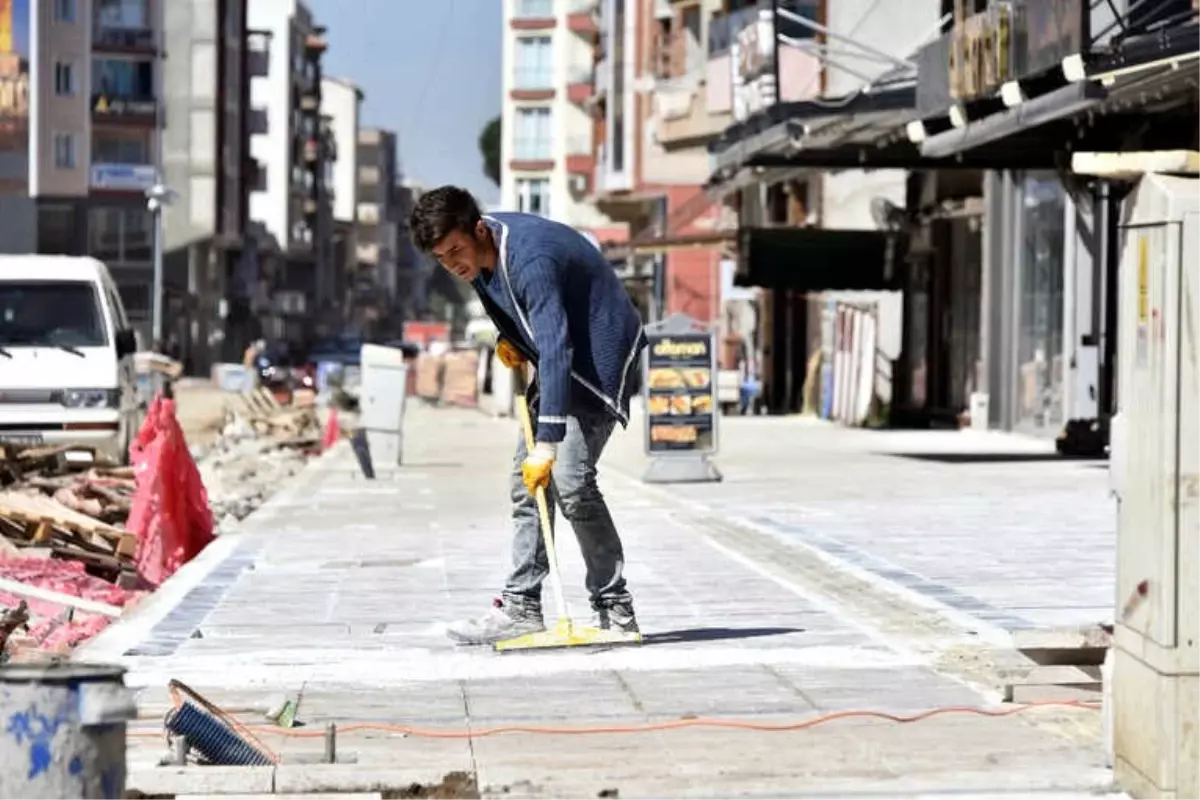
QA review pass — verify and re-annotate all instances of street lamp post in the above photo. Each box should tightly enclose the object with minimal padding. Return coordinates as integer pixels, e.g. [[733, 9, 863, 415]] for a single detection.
[[145, 183, 177, 350]]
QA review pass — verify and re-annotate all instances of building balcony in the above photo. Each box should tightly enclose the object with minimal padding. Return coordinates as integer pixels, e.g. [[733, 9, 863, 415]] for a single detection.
[[248, 107, 269, 135], [594, 57, 609, 100], [247, 46, 270, 79], [357, 202, 380, 225], [566, 136, 594, 176], [566, 0, 598, 36], [509, 158, 554, 172], [654, 81, 730, 147], [89, 162, 156, 192], [92, 25, 156, 53], [567, 67, 594, 104], [304, 28, 328, 56], [91, 94, 157, 123]]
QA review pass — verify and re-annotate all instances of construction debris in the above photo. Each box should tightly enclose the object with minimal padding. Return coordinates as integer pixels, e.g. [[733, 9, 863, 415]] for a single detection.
[[0, 385, 326, 659]]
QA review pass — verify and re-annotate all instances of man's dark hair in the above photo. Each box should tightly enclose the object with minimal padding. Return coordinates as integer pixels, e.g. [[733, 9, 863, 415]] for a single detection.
[[410, 185, 482, 252]]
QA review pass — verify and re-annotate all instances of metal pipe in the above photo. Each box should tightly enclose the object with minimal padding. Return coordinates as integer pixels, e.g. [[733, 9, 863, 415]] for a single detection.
[[775, 6, 915, 70]]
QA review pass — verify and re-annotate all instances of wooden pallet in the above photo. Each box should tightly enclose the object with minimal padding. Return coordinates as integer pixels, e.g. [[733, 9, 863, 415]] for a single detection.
[[0, 491, 136, 562]]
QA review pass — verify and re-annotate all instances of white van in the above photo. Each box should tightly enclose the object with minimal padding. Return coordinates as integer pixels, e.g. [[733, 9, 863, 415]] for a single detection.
[[0, 256, 141, 464]]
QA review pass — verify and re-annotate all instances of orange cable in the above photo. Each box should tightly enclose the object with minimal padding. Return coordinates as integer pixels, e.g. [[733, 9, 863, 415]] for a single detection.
[[131, 698, 1100, 742]]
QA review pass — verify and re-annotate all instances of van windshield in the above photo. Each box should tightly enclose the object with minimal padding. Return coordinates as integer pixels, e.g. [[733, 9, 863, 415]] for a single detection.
[[0, 281, 108, 348]]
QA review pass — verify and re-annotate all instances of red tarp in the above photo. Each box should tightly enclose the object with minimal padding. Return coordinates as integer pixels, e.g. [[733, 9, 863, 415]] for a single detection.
[[127, 395, 215, 587]]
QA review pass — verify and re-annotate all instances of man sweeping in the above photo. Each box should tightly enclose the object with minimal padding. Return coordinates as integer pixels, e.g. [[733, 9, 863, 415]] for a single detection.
[[410, 186, 647, 645]]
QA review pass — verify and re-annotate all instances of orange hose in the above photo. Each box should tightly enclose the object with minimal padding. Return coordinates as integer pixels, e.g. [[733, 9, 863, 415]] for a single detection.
[[130, 698, 1099, 742]]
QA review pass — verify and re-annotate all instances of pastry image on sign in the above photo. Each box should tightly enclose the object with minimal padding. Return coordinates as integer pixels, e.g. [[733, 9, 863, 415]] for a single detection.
[[669, 395, 692, 415], [682, 368, 711, 389], [691, 394, 713, 414], [647, 395, 670, 416], [648, 368, 686, 390], [651, 424, 698, 444]]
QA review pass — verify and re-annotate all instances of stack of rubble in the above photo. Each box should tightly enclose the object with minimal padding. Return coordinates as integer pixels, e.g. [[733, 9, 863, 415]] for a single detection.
[[196, 388, 323, 532], [0, 443, 143, 661]]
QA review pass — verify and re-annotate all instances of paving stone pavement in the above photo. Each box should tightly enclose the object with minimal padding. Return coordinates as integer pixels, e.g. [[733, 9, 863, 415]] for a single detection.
[[82, 404, 1118, 798]]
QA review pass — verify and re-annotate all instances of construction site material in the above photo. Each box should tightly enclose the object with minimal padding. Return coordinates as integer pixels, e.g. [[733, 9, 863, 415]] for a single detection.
[[0, 662, 135, 798], [128, 396, 215, 588], [164, 681, 275, 766], [493, 367, 642, 653]]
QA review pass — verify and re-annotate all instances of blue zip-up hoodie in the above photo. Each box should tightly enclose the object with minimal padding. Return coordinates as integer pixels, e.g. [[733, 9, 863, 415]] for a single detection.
[[473, 212, 646, 444]]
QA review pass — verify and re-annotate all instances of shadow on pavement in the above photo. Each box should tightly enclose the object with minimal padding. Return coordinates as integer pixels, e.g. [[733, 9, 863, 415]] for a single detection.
[[882, 452, 1105, 464], [640, 626, 804, 646]]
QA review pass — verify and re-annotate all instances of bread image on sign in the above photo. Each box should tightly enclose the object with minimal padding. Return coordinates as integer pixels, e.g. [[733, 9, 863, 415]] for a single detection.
[[682, 368, 711, 389], [648, 368, 686, 390], [669, 395, 692, 415], [691, 394, 713, 414], [647, 395, 670, 415]]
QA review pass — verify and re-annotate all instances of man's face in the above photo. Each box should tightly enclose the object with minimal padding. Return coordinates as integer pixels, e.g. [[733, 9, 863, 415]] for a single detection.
[[431, 222, 489, 282]]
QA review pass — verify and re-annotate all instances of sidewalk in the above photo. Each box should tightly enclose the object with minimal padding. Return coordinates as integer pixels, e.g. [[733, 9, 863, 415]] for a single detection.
[[87, 404, 1114, 798]]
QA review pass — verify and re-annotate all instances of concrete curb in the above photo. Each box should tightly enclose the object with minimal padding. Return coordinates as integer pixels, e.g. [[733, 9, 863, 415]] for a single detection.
[[128, 764, 473, 796], [76, 440, 351, 663]]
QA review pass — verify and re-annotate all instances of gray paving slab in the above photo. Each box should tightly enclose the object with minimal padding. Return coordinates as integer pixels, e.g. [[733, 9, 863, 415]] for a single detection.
[[86, 404, 1112, 797]]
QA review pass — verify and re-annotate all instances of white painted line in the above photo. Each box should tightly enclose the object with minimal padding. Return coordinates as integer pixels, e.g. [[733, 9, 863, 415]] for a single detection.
[[117, 642, 923, 690]]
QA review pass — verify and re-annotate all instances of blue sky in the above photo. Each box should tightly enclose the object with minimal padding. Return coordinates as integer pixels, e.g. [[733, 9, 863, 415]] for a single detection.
[[308, 0, 502, 205]]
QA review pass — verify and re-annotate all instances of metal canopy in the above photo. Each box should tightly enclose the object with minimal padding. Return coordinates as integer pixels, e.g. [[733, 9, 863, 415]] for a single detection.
[[735, 227, 900, 292]]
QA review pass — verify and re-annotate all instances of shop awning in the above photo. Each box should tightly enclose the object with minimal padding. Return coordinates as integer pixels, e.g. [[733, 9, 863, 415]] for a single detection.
[[734, 227, 901, 292]]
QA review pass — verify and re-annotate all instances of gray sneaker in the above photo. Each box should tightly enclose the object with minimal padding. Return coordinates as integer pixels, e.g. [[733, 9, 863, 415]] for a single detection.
[[445, 598, 545, 645], [592, 602, 639, 635]]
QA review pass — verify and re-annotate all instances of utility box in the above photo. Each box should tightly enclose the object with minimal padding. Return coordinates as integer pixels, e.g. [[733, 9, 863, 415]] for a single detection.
[[1109, 173, 1199, 799], [360, 343, 408, 469]]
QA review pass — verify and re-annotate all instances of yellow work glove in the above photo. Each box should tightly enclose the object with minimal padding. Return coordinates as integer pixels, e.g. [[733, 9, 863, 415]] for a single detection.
[[521, 442, 556, 496], [496, 338, 526, 369]]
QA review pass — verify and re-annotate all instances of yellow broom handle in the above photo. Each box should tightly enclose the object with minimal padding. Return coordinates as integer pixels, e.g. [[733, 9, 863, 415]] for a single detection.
[[513, 367, 570, 623]]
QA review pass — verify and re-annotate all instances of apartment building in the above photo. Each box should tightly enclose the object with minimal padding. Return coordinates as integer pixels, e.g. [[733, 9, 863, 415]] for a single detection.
[[161, 0, 255, 372], [0, 0, 165, 339], [247, 0, 335, 345], [321, 75, 360, 328], [351, 126, 401, 336], [392, 177, 436, 324], [500, 0, 617, 236]]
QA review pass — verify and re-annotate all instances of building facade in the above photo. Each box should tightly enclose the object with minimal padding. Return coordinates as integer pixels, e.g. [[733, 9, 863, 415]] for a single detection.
[[161, 0, 255, 373], [500, 0, 617, 234], [0, 0, 166, 344], [320, 74, 361, 333], [352, 126, 400, 336], [247, 0, 334, 346]]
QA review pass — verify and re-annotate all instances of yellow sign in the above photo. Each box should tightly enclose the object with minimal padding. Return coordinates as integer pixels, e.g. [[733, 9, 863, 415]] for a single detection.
[[651, 338, 708, 359], [1137, 235, 1149, 324]]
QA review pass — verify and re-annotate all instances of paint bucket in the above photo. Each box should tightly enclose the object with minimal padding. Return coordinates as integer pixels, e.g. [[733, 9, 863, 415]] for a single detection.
[[0, 663, 136, 799]]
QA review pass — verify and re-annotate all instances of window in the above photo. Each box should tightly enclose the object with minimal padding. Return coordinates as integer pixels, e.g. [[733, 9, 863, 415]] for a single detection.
[[54, 0, 77, 23], [513, 107, 551, 160], [515, 179, 550, 218], [36, 205, 76, 255], [514, 36, 553, 89], [92, 129, 149, 164], [611, 0, 626, 174], [95, 0, 147, 28], [88, 206, 152, 264], [53, 133, 76, 169], [54, 62, 75, 96], [0, 282, 107, 348], [93, 58, 154, 98], [515, 0, 553, 18]]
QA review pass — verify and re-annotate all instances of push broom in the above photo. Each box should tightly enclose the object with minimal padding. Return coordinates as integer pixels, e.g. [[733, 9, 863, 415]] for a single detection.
[[493, 365, 643, 653]]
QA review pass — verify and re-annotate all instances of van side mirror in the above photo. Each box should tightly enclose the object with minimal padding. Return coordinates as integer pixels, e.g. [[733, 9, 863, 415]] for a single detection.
[[115, 329, 137, 358]]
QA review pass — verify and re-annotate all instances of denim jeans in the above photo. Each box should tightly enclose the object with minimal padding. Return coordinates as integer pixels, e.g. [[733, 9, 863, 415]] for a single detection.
[[502, 406, 633, 613]]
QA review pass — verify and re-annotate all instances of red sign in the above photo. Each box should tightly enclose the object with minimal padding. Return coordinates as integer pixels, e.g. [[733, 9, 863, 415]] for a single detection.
[[402, 321, 451, 350]]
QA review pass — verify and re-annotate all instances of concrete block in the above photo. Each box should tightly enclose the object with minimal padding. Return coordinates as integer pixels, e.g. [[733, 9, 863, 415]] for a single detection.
[[273, 765, 478, 795], [127, 766, 274, 796]]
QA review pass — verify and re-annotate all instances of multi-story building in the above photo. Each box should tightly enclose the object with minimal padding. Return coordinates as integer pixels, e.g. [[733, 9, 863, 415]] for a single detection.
[[392, 177, 436, 325], [161, 0, 256, 373], [500, 0, 618, 236], [247, 0, 334, 346], [352, 126, 400, 336], [320, 75, 361, 332], [0, 0, 166, 342]]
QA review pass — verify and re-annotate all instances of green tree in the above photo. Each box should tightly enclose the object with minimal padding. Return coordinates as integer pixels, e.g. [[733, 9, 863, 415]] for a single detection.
[[479, 115, 501, 187]]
